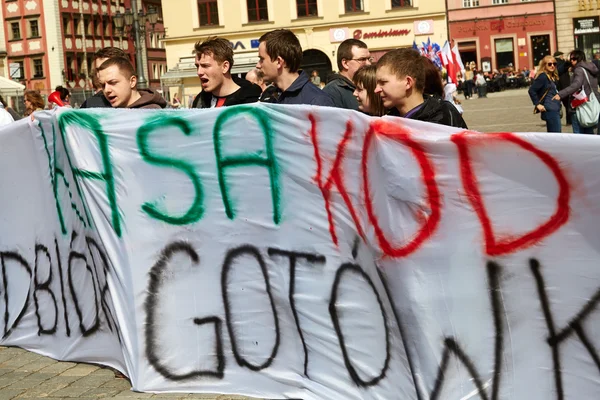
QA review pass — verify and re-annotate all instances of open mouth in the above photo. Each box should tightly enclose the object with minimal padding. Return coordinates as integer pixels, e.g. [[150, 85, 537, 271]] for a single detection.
[[200, 78, 209, 86]]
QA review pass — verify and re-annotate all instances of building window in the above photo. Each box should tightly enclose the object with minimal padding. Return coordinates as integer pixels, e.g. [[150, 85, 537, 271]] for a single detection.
[[247, 0, 268, 22], [463, 0, 479, 6], [29, 20, 39, 37], [198, 0, 219, 26], [296, 0, 317, 17], [33, 59, 44, 78], [10, 22, 21, 40], [63, 16, 71, 35], [492, 0, 508, 4], [9, 61, 24, 79], [392, 0, 411, 7], [345, 0, 363, 12]]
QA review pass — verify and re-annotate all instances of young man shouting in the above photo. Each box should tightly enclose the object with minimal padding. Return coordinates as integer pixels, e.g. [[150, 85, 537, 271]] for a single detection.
[[375, 48, 467, 128], [192, 37, 261, 108], [97, 57, 166, 109], [256, 29, 333, 106]]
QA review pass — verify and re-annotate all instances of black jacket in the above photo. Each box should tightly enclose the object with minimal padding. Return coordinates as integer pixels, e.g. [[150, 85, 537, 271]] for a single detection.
[[323, 73, 358, 110], [389, 95, 468, 129], [262, 71, 334, 106], [193, 76, 261, 108], [80, 91, 112, 108]]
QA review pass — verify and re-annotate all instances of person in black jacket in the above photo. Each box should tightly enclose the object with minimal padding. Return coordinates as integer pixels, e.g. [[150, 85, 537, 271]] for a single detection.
[[554, 51, 572, 126], [192, 37, 261, 108], [375, 48, 467, 129], [528, 55, 562, 133], [323, 38, 371, 110]]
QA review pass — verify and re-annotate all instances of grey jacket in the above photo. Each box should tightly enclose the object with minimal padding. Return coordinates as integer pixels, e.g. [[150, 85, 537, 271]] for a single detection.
[[558, 61, 600, 102], [323, 73, 359, 111]]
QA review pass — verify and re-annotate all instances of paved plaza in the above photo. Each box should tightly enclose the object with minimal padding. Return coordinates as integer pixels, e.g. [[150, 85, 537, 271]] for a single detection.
[[0, 88, 579, 400]]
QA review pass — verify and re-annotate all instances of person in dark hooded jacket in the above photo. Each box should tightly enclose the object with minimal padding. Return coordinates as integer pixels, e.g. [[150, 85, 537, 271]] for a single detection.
[[323, 39, 371, 110], [376, 48, 467, 129], [192, 37, 261, 108], [97, 57, 166, 109], [553, 49, 600, 134]]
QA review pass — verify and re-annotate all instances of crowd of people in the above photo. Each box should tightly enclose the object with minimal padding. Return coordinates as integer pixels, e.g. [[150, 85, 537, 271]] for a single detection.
[[0, 29, 472, 129], [529, 50, 600, 134]]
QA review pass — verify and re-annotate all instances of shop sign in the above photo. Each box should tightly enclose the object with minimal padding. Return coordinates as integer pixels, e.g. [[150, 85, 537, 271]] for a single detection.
[[329, 28, 350, 43], [353, 28, 411, 40], [229, 41, 246, 51], [506, 19, 546, 29], [414, 20, 434, 35], [574, 17, 600, 35]]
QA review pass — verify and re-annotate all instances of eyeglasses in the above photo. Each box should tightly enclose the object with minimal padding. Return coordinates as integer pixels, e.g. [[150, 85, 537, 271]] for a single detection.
[[351, 57, 374, 63], [547, 62, 557, 66]]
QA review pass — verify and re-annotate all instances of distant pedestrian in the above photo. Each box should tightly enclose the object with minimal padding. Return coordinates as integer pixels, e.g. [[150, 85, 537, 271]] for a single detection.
[[23, 90, 44, 117], [0, 94, 20, 121], [555, 51, 572, 126], [529, 55, 562, 133], [464, 65, 474, 99], [310, 70, 321, 86], [553, 49, 600, 134], [475, 70, 487, 98]]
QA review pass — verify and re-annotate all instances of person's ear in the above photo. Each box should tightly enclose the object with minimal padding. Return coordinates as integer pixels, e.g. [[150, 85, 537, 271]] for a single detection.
[[341, 58, 350, 71], [276, 56, 285, 71], [221, 60, 230, 74], [130, 75, 137, 89]]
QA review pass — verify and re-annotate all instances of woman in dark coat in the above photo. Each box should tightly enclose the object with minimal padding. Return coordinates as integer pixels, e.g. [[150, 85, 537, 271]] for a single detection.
[[529, 55, 562, 133]]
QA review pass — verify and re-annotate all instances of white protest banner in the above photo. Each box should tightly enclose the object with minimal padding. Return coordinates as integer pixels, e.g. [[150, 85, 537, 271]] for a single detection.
[[0, 104, 598, 400]]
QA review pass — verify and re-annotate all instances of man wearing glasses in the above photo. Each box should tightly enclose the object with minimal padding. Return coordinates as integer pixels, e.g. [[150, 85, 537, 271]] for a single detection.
[[324, 39, 372, 110]]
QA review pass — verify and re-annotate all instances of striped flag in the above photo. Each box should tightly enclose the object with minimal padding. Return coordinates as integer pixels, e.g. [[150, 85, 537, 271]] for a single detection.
[[571, 87, 588, 109]]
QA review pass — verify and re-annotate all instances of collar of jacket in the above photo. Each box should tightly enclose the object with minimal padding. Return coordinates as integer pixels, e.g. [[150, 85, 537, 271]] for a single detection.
[[282, 70, 310, 94]]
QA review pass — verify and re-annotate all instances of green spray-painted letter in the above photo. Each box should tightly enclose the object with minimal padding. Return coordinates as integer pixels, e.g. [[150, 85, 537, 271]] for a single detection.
[[137, 115, 205, 225], [58, 112, 121, 236], [213, 106, 281, 224]]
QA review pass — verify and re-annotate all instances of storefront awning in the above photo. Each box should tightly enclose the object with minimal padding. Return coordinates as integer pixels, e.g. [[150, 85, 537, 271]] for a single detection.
[[0, 76, 25, 94]]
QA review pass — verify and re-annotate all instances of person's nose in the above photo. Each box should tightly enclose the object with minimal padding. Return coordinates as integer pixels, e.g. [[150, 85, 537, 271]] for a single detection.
[[374, 86, 382, 94]]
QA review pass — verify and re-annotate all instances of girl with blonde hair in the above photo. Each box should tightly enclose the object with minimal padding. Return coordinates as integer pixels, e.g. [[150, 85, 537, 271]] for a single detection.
[[528, 55, 562, 132]]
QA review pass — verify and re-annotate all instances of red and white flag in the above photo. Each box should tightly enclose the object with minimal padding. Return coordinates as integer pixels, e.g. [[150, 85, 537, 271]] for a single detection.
[[440, 41, 457, 84], [571, 87, 588, 109], [452, 42, 465, 74]]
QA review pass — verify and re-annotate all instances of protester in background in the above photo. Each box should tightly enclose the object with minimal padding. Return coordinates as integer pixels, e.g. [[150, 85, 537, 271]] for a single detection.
[[529, 55, 562, 133], [97, 57, 166, 109], [375, 48, 467, 128], [246, 68, 278, 102], [23, 90, 44, 117], [423, 59, 444, 97], [310, 70, 321, 86], [593, 52, 600, 70], [444, 81, 463, 115], [81, 47, 127, 108], [0, 98, 14, 127], [553, 49, 600, 134], [55, 86, 71, 105], [352, 65, 384, 117], [0, 94, 20, 120], [475, 70, 487, 98], [464, 65, 474, 99], [170, 93, 181, 108], [324, 39, 371, 110], [256, 29, 333, 106], [192, 37, 261, 108], [555, 51, 572, 126]]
